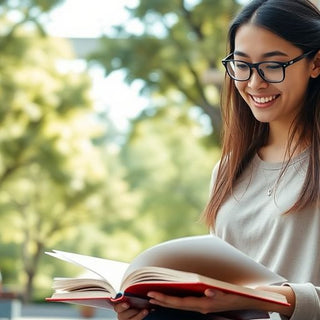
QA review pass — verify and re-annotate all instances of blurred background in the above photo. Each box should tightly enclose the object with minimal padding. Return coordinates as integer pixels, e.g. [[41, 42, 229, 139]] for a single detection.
[[0, 0, 318, 318]]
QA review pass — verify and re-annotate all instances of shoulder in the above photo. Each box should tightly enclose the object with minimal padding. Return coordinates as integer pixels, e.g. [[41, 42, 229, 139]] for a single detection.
[[209, 160, 221, 192]]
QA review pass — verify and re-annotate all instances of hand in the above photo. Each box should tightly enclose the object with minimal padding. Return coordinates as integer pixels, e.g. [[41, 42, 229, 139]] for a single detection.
[[114, 302, 149, 320], [147, 289, 254, 314]]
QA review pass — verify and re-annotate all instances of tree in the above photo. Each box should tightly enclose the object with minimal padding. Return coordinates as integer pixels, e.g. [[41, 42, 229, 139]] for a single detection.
[[0, 7, 109, 301], [89, 0, 240, 143], [0, 0, 66, 185], [0, 0, 64, 41], [119, 104, 221, 246], [0, 0, 236, 301]]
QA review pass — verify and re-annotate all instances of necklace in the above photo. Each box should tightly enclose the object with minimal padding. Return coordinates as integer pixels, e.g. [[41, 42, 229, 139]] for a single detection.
[[262, 168, 278, 197]]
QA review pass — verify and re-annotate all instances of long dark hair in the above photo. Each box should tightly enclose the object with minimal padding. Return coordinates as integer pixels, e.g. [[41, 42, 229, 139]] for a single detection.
[[203, 0, 320, 227]]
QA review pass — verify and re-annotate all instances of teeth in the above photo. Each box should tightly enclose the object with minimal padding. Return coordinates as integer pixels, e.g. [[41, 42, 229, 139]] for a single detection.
[[252, 95, 277, 104]]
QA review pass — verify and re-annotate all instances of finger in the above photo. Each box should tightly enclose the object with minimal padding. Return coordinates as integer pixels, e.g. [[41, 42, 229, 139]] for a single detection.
[[114, 302, 130, 313], [147, 291, 174, 305], [204, 289, 217, 297], [114, 303, 149, 320], [147, 292, 202, 310], [118, 309, 148, 320]]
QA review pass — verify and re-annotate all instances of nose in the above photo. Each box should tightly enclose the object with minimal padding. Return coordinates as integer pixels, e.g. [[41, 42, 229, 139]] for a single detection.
[[247, 68, 268, 89]]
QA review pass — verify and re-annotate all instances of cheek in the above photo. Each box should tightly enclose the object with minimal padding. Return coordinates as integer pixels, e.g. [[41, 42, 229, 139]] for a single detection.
[[235, 82, 247, 99], [280, 78, 307, 102], [284, 66, 311, 93]]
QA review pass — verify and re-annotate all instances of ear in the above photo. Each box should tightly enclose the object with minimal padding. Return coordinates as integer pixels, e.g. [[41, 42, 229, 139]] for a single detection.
[[310, 50, 320, 79]]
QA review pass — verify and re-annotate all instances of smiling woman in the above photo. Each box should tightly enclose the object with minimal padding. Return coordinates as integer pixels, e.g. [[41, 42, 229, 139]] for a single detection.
[[230, 24, 316, 132]]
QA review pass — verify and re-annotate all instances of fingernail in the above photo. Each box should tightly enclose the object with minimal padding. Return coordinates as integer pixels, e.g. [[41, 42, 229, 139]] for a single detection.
[[142, 310, 149, 316], [122, 303, 129, 309], [206, 290, 216, 297]]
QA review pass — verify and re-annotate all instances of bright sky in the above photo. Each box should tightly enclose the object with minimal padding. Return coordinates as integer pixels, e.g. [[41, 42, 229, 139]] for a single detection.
[[45, 0, 148, 131], [46, 0, 249, 38], [45, 0, 139, 38]]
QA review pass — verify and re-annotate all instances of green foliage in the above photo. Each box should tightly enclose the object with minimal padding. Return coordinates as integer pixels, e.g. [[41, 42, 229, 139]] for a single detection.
[[89, 0, 241, 142], [0, 0, 226, 304], [0, 2, 109, 301], [0, 0, 64, 37], [121, 105, 221, 244], [0, 241, 20, 286]]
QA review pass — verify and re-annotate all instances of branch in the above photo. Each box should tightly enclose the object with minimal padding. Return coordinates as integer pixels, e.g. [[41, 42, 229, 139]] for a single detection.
[[179, 0, 204, 41], [159, 18, 222, 134], [163, 69, 222, 137]]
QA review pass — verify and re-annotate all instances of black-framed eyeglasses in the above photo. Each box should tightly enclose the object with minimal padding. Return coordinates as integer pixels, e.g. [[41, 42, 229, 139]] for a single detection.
[[221, 51, 314, 83]]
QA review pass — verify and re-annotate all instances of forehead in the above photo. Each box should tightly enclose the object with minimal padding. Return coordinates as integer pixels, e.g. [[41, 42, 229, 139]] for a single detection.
[[234, 24, 300, 58]]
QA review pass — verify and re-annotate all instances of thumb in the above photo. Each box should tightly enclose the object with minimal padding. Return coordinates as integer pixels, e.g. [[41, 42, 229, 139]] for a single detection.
[[204, 289, 216, 298]]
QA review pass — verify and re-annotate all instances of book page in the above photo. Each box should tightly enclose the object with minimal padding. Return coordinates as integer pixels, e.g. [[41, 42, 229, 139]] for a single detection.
[[46, 250, 129, 293], [52, 276, 115, 293], [120, 266, 288, 306], [124, 235, 286, 287]]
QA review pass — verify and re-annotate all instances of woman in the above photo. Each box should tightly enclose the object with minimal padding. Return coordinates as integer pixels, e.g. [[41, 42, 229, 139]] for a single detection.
[[115, 0, 320, 319]]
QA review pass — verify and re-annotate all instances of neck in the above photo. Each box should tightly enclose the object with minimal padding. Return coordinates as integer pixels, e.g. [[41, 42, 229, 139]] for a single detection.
[[259, 122, 309, 162]]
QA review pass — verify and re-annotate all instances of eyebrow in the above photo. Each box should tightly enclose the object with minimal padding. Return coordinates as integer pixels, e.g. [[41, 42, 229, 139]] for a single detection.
[[233, 50, 289, 58]]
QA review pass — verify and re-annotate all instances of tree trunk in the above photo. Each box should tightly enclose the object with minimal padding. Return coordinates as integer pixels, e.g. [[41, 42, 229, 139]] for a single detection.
[[22, 242, 44, 303]]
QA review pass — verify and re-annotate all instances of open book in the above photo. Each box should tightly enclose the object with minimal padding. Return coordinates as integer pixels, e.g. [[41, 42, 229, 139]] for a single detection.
[[46, 235, 289, 319]]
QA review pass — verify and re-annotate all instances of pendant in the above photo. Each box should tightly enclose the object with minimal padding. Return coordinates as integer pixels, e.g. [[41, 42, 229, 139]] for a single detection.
[[267, 188, 273, 196]]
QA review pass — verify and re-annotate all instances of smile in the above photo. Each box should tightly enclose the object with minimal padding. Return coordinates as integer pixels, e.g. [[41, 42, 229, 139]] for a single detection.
[[251, 95, 278, 104]]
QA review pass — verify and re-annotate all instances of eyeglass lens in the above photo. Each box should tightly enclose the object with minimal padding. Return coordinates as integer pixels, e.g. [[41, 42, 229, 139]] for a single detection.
[[227, 61, 284, 82]]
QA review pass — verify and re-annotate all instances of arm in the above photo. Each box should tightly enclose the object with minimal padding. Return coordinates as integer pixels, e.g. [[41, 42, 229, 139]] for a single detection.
[[262, 283, 320, 319], [147, 282, 320, 319], [146, 285, 295, 317], [255, 285, 295, 317], [282, 283, 320, 320]]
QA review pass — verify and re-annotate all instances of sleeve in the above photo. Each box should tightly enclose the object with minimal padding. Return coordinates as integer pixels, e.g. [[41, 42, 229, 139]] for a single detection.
[[268, 312, 288, 320], [208, 161, 221, 235], [284, 283, 320, 320], [208, 160, 221, 195]]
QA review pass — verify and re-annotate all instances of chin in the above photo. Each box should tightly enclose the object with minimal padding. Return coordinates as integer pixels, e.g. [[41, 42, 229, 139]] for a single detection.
[[250, 111, 274, 124]]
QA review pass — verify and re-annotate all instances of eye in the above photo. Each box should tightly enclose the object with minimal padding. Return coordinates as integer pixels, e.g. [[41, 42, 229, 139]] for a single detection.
[[264, 63, 282, 70], [234, 61, 249, 70]]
